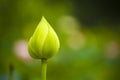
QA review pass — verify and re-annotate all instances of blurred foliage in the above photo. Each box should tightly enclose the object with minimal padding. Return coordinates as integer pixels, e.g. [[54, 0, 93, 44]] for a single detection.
[[0, 0, 120, 80]]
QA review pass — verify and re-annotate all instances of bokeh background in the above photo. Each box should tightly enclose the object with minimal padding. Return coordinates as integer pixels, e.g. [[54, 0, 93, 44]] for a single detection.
[[0, 0, 120, 80]]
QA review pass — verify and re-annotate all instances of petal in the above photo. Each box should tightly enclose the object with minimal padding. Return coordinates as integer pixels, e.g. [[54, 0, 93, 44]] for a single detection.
[[28, 17, 48, 58], [42, 23, 60, 59], [28, 38, 40, 59]]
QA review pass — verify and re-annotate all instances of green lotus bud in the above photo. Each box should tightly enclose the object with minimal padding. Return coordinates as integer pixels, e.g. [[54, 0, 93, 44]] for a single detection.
[[28, 16, 60, 59]]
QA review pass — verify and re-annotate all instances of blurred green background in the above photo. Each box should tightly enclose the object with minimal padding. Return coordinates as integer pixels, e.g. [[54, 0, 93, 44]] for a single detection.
[[0, 0, 120, 80]]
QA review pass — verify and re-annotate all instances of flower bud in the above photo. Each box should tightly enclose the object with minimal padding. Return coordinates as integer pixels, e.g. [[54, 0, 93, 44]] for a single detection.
[[28, 17, 60, 59]]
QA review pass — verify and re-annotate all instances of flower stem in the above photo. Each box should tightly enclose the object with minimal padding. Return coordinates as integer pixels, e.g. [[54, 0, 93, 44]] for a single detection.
[[9, 63, 14, 80], [41, 59, 47, 80]]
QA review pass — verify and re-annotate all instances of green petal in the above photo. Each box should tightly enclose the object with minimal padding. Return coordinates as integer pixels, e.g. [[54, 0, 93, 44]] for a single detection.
[[28, 17, 48, 59], [42, 22, 60, 59], [28, 39, 40, 59]]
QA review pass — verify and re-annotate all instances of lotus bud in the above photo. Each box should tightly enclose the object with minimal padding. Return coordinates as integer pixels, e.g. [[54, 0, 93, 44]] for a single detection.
[[28, 17, 60, 60]]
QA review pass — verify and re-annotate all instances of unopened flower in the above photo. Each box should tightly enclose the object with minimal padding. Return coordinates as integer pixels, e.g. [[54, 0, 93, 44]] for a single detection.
[[28, 17, 60, 59]]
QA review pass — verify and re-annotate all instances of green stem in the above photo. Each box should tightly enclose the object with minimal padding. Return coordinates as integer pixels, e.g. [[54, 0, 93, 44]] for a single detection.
[[9, 63, 14, 80], [41, 59, 47, 80]]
